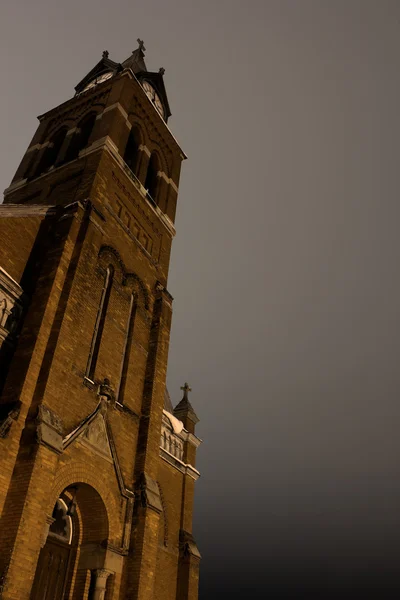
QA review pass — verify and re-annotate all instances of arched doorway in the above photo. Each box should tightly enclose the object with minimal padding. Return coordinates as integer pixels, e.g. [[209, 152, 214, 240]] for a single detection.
[[31, 484, 111, 600], [30, 497, 73, 599]]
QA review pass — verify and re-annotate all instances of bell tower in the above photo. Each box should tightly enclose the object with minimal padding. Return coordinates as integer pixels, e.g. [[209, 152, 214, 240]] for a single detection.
[[0, 42, 201, 600]]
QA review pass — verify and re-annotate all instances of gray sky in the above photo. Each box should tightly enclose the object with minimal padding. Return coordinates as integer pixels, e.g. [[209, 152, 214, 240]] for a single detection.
[[2, 0, 400, 596]]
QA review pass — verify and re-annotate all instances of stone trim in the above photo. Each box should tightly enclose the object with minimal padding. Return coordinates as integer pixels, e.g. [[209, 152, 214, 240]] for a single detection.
[[3, 178, 28, 195], [138, 144, 151, 158], [26, 143, 42, 153], [158, 170, 178, 193], [187, 432, 202, 449], [102, 102, 129, 121], [0, 203, 57, 216], [159, 448, 200, 481], [63, 399, 135, 499]]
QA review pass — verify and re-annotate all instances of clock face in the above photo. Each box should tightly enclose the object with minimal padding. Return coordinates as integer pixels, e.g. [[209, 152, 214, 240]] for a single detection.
[[142, 81, 165, 119], [83, 71, 113, 92]]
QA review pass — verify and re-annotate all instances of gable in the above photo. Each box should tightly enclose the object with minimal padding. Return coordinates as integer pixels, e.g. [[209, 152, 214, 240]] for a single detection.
[[79, 413, 113, 462], [62, 403, 128, 495], [75, 56, 121, 94]]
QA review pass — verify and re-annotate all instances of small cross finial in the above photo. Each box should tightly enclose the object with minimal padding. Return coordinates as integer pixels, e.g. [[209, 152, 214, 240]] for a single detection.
[[136, 38, 146, 53], [102, 50, 109, 59], [180, 382, 192, 399], [159, 67, 165, 76]]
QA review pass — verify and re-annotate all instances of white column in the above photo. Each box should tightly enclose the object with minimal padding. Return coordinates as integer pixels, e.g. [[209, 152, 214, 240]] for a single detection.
[[92, 569, 113, 600]]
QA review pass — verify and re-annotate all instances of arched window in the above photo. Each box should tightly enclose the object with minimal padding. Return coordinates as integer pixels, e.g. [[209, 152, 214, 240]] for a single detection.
[[66, 112, 97, 162], [117, 292, 137, 404], [49, 498, 73, 545], [144, 152, 160, 204], [123, 126, 141, 175], [34, 127, 68, 177], [86, 265, 114, 381]]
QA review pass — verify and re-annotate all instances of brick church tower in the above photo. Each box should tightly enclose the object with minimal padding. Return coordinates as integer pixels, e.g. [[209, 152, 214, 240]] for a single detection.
[[0, 41, 201, 600]]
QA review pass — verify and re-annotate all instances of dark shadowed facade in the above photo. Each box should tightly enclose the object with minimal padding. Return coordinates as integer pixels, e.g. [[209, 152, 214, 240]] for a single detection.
[[0, 42, 201, 600]]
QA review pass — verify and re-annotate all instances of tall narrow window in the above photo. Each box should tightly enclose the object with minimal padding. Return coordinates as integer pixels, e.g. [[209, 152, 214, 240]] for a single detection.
[[66, 112, 97, 162], [34, 127, 68, 177], [144, 153, 159, 204], [86, 266, 114, 381], [117, 293, 137, 403], [123, 127, 140, 175]]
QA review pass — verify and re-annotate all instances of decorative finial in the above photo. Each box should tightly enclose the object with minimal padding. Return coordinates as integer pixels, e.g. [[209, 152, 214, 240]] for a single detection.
[[180, 382, 192, 400], [98, 377, 115, 406], [136, 38, 146, 53], [159, 67, 165, 76], [102, 50, 109, 59]]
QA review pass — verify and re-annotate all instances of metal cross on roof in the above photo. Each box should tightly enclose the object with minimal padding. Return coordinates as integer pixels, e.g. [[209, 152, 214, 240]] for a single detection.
[[180, 382, 192, 399], [102, 50, 109, 59], [137, 38, 146, 53]]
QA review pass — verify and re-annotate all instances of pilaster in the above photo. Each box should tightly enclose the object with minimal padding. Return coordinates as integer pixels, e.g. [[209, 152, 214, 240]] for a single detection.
[[126, 285, 173, 599]]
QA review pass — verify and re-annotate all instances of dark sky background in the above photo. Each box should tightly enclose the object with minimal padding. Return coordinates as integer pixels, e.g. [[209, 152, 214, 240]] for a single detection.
[[2, 0, 400, 597]]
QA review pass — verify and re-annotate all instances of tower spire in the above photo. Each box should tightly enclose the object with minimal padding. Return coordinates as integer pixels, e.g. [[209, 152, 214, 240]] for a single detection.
[[174, 382, 199, 432], [121, 38, 147, 73]]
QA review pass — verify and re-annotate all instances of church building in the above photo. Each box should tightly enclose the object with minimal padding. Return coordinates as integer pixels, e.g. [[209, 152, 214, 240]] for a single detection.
[[0, 41, 201, 600]]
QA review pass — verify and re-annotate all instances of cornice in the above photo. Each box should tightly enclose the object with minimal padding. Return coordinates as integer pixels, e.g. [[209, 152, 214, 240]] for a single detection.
[[159, 448, 200, 481], [0, 203, 57, 218]]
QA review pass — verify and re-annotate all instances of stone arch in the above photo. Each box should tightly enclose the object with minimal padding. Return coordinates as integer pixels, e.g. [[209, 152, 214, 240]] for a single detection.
[[98, 245, 150, 310], [34, 126, 69, 176], [98, 245, 125, 286], [147, 139, 170, 177], [46, 118, 75, 139], [32, 470, 119, 600], [127, 113, 151, 149], [65, 111, 97, 161], [48, 462, 121, 541], [125, 272, 150, 311]]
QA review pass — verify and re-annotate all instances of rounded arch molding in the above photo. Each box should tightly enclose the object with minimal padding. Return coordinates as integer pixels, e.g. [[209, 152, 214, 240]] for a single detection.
[[47, 461, 121, 541], [126, 117, 147, 147], [127, 108, 171, 177], [45, 98, 106, 139], [147, 143, 169, 178], [98, 245, 150, 310]]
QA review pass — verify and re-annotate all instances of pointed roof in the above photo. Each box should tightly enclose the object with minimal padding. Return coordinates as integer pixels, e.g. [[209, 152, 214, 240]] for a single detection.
[[73, 41, 172, 120], [173, 382, 199, 425], [63, 400, 133, 497], [121, 40, 171, 119], [75, 50, 121, 94], [121, 38, 147, 74]]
